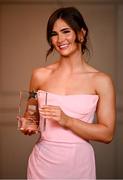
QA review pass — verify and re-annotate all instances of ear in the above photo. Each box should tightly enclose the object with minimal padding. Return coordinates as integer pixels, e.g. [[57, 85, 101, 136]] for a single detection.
[[79, 28, 86, 42], [81, 28, 86, 37]]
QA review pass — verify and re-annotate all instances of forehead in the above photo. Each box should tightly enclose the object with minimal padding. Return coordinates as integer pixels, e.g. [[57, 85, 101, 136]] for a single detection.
[[52, 18, 71, 31]]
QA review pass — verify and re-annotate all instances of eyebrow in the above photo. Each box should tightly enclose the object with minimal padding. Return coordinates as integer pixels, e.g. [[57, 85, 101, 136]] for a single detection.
[[52, 27, 71, 34], [60, 27, 71, 32]]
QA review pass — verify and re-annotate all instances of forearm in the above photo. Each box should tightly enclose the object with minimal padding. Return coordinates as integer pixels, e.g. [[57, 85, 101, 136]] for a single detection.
[[40, 104, 115, 143], [65, 117, 114, 143]]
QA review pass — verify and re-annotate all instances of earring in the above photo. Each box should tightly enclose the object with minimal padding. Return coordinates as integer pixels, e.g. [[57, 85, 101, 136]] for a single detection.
[[80, 39, 83, 43]]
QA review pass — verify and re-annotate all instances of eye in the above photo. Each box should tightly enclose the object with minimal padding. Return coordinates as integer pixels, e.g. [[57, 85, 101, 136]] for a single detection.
[[63, 30, 71, 34], [51, 31, 57, 37]]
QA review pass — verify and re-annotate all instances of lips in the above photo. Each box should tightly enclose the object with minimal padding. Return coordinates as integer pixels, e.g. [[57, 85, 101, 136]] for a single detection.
[[58, 44, 69, 50]]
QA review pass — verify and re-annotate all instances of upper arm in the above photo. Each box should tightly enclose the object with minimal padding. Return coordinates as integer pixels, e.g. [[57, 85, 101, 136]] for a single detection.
[[29, 68, 45, 91], [29, 69, 39, 91], [95, 73, 116, 134]]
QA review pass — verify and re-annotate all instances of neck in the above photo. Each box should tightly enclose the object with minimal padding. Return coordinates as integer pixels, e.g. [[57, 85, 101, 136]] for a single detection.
[[58, 50, 86, 73]]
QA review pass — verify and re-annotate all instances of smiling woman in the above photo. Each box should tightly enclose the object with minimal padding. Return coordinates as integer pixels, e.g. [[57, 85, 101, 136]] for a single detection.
[[17, 6, 116, 179], [46, 6, 89, 57], [50, 19, 78, 57]]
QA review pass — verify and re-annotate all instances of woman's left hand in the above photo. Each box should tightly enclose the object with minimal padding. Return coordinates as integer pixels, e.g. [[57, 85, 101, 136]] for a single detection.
[[39, 105, 69, 127]]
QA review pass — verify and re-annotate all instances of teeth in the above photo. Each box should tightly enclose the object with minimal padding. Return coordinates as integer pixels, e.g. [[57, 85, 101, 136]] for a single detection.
[[59, 44, 68, 49]]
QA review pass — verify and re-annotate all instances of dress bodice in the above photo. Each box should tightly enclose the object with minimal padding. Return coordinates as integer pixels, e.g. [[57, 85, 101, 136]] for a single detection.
[[37, 90, 99, 143]]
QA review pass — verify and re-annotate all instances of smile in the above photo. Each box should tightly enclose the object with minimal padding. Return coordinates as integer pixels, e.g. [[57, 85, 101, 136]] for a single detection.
[[58, 44, 69, 49]]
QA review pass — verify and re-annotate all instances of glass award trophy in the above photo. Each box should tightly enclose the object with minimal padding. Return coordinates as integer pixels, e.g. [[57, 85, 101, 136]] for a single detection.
[[17, 90, 39, 132]]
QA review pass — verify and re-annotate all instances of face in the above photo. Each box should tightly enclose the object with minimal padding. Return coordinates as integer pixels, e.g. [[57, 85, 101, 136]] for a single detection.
[[50, 19, 81, 57]]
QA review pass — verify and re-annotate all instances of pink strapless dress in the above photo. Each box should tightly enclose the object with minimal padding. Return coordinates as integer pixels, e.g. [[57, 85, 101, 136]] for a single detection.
[[27, 90, 99, 179]]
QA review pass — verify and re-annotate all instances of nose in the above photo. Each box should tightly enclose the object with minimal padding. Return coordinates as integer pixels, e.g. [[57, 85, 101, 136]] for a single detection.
[[57, 34, 65, 44]]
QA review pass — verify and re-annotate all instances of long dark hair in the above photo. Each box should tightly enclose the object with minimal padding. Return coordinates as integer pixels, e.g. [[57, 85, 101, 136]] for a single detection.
[[46, 7, 89, 58]]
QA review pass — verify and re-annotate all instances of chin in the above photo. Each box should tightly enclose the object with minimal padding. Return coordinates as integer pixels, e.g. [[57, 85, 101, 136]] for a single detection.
[[59, 50, 74, 57], [60, 53, 71, 57]]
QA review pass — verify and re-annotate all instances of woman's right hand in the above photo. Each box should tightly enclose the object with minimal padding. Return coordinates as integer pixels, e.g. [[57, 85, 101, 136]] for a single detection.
[[16, 116, 39, 135]]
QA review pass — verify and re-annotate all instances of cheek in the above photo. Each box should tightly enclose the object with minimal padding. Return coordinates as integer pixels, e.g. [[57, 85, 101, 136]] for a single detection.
[[67, 34, 76, 43], [50, 37, 57, 46]]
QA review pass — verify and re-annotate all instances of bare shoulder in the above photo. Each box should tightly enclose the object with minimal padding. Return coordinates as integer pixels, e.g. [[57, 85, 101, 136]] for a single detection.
[[31, 63, 58, 80], [85, 64, 113, 85], [85, 64, 115, 95], [93, 71, 115, 96], [30, 63, 58, 90], [31, 67, 49, 80], [94, 71, 114, 85]]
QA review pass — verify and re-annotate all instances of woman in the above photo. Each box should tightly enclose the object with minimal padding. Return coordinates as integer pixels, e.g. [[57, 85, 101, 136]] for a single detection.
[[20, 7, 116, 179]]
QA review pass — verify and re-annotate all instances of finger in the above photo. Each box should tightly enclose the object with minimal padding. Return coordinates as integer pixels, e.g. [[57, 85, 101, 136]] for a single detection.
[[40, 113, 60, 122], [40, 110, 57, 116], [28, 130, 35, 135], [24, 130, 36, 135], [40, 107, 60, 115], [41, 105, 60, 110], [20, 127, 37, 135], [40, 111, 59, 119], [40, 114, 53, 119]]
